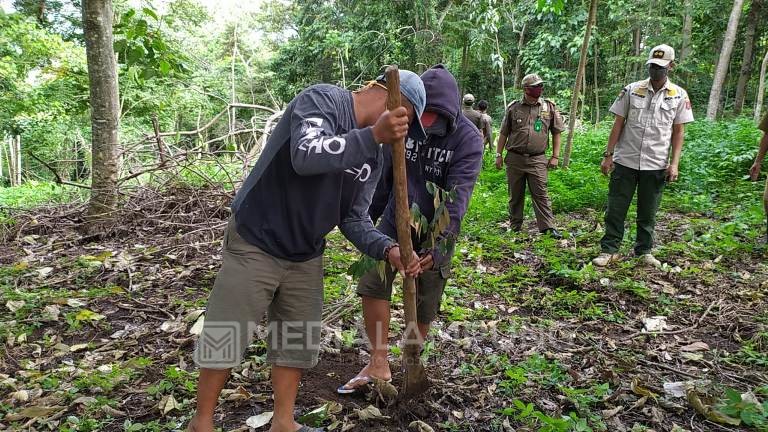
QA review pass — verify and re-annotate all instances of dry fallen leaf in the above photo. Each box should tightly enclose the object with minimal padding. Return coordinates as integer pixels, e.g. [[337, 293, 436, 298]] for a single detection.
[[189, 314, 205, 335], [66, 299, 87, 308], [355, 405, 389, 421], [10, 390, 29, 403], [245, 411, 273, 428], [72, 396, 98, 406], [631, 378, 658, 399], [157, 394, 181, 415], [160, 320, 186, 333], [686, 388, 741, 426], [642, 316, 668, 333], [409, 420, 435, 432], [681, 352, 704, 362], [70, 343, 89, 352], [663, 382, 687, 398], [680, 341, 709, 352], [36, 267, 54, 278], [15, 405, 63, 419], [6, 300, 25, 313], [601, 406, 623, 419], [373, 378, 398, 403], [42, 304, 61, 321]]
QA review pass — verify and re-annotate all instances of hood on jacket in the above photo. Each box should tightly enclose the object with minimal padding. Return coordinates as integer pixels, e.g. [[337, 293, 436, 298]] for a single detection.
[[420, 64, 461, 136]]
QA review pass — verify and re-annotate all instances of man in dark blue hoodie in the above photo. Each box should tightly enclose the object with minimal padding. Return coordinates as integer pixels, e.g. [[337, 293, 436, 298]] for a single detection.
[[338, 65, 484, 393], [188, 71, 426, 432]]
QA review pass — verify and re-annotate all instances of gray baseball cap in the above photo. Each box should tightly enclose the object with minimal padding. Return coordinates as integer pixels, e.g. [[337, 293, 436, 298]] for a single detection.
[[376, 69, 427, 141]]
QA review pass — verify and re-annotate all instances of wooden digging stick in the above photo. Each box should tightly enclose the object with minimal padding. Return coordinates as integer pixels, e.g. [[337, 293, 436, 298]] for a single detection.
[[384, 65, 429, 397]]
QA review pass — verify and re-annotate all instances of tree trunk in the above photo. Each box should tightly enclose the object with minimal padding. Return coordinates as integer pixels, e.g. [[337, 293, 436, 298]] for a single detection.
[[631, 27, 641, 81], [594, 41, 600, 124], [513, 22, 526, 89], [680, 0, 693, 63], [563, 0, 598, 167], [755, 49, 768, 122], [83, 0, 120, 219], [495, 31, 508, 108], [707, 0, 745, 120], [460, 37, 468, 95], [734, 0, 761, 115]]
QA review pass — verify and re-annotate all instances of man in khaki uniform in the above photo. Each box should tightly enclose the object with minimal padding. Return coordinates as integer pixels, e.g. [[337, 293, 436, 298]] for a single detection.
[[477, 99, 494, 152], [592, 44, 694, 268], [462, 93, 484, 131], [495, 73, 565, 238], [750, 113, 768, 242]]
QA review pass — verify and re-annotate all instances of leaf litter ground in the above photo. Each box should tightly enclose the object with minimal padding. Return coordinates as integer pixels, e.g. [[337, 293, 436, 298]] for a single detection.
[[0, 186, 767, 431]]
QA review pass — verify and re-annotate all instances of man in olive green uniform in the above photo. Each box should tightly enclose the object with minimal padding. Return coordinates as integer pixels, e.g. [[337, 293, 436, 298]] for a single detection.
[[592, 45, 694, 268], [495, 74, 565, 238], [462, 93, 484, 132], [750, 113, 768, 242]]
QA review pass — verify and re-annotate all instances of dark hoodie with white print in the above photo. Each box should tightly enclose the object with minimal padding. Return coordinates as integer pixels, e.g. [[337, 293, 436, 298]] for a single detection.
[[370, 65, 483, 271]]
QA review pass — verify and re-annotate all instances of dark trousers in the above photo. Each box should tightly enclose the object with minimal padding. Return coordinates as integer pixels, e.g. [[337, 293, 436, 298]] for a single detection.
[[505, 152, 556, 231], [600, 163, 666, 255]]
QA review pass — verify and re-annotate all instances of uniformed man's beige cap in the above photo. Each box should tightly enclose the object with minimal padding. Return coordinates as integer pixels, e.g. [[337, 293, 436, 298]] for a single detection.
[[463, 93, 475, 104], [646, 44, 675, 67], [521, 73, 544, 87]]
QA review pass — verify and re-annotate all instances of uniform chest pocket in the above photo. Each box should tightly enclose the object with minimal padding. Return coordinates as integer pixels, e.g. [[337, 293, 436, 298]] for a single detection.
[[657, 102, 676, 126], [628, 97, 647, 123], [513, 110, 528, 125]]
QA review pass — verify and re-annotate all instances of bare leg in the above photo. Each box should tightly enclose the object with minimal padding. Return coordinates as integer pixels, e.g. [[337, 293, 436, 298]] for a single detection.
[[339, 296, 393, 392], [361, 296, 393, 379], [416, 322, 430, 346], [187, 368, 231, 432], [268, 366, 303, 432]]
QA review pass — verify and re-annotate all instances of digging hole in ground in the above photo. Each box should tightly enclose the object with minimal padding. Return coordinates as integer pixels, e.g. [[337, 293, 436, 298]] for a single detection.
[[219, 351, 456, 431]]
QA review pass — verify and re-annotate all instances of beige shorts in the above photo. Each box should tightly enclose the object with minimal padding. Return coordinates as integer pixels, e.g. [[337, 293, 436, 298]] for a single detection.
[[193, 218, 323, 369]]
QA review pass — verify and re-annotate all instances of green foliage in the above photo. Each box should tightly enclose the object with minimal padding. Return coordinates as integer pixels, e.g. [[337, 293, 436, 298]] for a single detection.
[[147, 366, 197, 397], [0, 181, 84, 211], [717, 389, 768, 429], [500, 399, 595, 432], [113, 7, 190, 83]]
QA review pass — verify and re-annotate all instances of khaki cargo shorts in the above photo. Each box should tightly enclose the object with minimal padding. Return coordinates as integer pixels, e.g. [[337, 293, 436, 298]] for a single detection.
[[356, 260, 451, 324], [193, 218, 323, 369]]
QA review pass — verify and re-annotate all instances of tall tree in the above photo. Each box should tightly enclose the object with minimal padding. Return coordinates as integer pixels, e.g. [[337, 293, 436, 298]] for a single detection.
[[755, 49, 768, 122], [680, 0, 693, 63], [82, 0, 120, 219], [706, 0, 745, 120], [562, 0, 598, 167], [734, 0, 761, 115]]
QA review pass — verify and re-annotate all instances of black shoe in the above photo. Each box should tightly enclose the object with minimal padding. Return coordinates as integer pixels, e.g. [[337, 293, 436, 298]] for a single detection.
[[541, 228, 563, 239]]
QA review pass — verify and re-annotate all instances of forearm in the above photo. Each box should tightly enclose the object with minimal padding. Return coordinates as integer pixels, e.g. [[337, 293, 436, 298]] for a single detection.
[[339, 218, 394, 260], [551, 133, 561, 157], [669, 127, 685, 167], [496, 134, 507, 154], [606, 117, 624, 153], [757, 135, 768, 163]]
